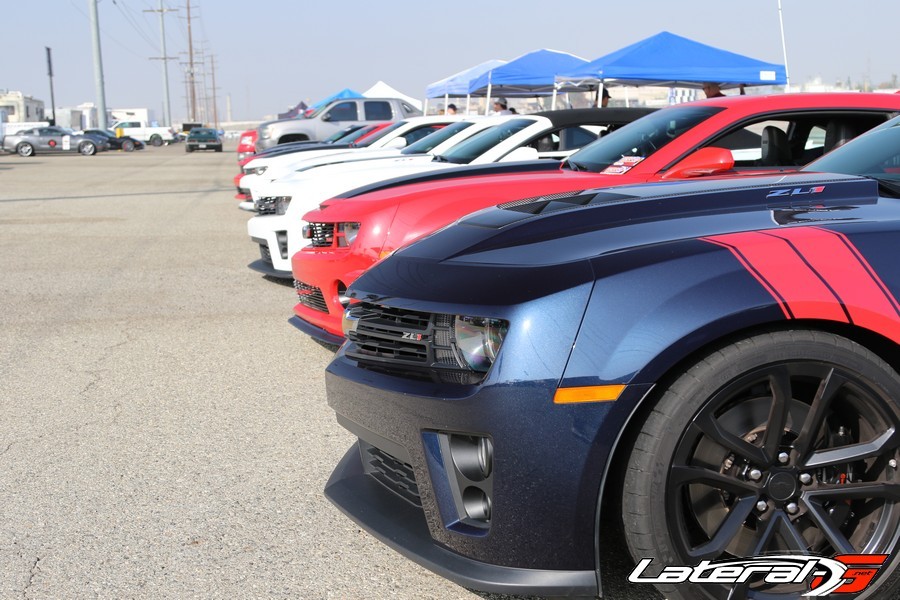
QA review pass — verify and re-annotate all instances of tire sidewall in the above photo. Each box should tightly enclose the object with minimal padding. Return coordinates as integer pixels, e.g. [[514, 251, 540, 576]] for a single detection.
[[17, 143, 34, 157], [150, 135, 163, 147], [79, 141, 96, 156], [624, 330, 900, 599], [122, 140, 135, 152]]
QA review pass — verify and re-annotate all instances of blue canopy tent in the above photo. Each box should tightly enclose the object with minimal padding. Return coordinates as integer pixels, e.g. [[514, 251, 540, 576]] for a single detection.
[[467, 49, 590, 113], [425, 59, 506, 114], [306, 88, 364, 114], [559, 31, 786, 104]]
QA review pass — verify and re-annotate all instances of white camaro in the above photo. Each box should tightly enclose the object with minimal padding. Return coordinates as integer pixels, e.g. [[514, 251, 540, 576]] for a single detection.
[[239, 115, 465, 206], [246, 110, 618, 277]]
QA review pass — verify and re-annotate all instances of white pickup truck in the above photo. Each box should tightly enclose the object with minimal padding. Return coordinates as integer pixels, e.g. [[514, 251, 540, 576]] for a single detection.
[[110, 121, 178, 147]]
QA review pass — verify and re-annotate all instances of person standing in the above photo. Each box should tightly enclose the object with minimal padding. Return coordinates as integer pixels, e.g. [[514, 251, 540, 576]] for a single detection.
[[492, 98, 512, 115]]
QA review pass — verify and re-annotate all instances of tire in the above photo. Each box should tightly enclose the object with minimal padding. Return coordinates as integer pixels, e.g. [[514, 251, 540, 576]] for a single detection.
[[185, 146, 193, 153], [623, 330, 900, 600], [214, 146, 222, 152], [149, 134, 163, 147], [78, 141, 96, 156], [16, 142, 34, 157], [121, 140, 135, 152]]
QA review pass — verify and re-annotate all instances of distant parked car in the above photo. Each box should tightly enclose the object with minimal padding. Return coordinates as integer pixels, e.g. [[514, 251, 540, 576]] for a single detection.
[[1, 126, 109, 156], [236, 129, 257, 161], [83, 129, 144, 152], [185, 128, 222, 153]]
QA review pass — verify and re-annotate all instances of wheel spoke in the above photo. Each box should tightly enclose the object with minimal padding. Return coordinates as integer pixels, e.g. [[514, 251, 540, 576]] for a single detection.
[[803, 500, 857, 554], [692, 414, 768, 466], [752, 512, 809, 555], [670, 465, 760, 495], [805, 481, 900, 502], [762, 367, 793, 463], [793, 369, 845, 458], [686, 495, 757, 561], [802, 429, 898, 468]]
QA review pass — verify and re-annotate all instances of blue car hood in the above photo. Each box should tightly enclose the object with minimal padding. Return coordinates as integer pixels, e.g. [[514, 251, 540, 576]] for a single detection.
[[348, 172, 882, 308]]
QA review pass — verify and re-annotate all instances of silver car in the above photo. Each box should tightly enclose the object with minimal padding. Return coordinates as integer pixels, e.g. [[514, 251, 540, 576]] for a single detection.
[[1, 126, 110, 157]]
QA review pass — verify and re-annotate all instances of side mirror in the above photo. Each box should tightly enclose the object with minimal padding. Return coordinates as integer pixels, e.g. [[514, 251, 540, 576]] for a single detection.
[[384, 137, 407, 149], [321, 113, 332, 122], [499, 146, 540, 162], [661, 147, 734, 179]]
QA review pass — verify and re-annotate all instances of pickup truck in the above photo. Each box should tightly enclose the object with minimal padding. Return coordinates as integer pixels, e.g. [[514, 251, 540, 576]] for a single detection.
[[255, 97, 422, 151], [110, 120, 178, 147]]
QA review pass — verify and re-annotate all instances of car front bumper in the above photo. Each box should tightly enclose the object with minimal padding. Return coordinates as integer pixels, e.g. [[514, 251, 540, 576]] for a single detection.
[[324, 347, 620, 595], [290, 245, 373, 340]]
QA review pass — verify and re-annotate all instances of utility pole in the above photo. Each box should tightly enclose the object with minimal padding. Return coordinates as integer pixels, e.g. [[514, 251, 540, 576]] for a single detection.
[[45, 47, 57, 125], [185, 0, 197, 122], [209, 54, 219, 129], [144, 1, 178, 127], [88, 0, 108, 128]]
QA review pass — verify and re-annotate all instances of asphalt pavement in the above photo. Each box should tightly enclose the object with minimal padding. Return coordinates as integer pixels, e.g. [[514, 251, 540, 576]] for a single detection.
[[0, 142, 659, 599]]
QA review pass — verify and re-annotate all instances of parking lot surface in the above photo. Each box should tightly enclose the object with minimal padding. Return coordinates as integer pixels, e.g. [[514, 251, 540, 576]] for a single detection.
[[0, 144, 657, 599]]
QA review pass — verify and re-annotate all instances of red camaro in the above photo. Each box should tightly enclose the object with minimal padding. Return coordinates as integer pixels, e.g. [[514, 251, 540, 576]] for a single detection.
[[291, 93, 900, 343]]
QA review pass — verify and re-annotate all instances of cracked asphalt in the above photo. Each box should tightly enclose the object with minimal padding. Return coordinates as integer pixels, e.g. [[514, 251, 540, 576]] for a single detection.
[[0, 143, 658, 600]]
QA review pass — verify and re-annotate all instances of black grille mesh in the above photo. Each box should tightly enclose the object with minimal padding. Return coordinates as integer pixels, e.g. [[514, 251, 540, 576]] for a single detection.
[[345, 303, 485, 384], [362, 443, 420, 506], [294, 279, 328, 312], [307, 223, 335, 248]]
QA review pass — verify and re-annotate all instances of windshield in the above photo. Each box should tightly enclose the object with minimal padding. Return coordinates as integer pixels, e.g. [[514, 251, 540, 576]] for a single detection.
[[401, 121, 474, 155], [355, 121, 405, 146], [324, 125, 364, 143], [564, 106, 722, 172], [435, 119, 533, 164], [805, 117, 900, 190]]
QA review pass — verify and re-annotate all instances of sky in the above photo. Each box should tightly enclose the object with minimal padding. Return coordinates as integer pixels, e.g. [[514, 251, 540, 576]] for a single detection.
[[3, 0, 899, 124]]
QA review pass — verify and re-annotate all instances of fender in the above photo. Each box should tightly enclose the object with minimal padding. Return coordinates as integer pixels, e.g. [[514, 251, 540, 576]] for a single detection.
[[563, 226, 900, 587]]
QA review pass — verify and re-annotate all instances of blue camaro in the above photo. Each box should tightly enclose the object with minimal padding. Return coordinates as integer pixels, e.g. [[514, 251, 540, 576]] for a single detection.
[[323, 116, 900, 599]]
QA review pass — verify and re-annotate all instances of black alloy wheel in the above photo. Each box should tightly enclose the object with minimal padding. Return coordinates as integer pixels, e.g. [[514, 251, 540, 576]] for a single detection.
[[150, 135, 163, 147], [624, 331, 900, 600]]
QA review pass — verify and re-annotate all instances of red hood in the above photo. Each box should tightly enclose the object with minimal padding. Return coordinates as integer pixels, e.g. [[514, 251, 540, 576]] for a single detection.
[[308, 169, 649, 221]]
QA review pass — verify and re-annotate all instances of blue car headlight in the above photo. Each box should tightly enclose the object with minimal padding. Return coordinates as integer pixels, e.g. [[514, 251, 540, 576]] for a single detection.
[[453, 316, 508, 372]]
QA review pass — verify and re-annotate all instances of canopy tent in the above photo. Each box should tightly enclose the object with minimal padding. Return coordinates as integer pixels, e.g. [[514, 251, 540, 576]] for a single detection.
[[467, 49, 591, 114], [424, 59, 507, 114], [426, 59, 507, 98], [277, 100, 308, 120], [559, 31, 787, 90], [468, 49, 590, 96], [307, 88, 363, 113], [363, 81, 423, 111]]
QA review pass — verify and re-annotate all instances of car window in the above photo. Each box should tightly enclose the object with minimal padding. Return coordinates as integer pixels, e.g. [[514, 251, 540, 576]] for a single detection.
[[325, 125, 364, 142], [436, 119, 533, 164], [807, 119, 900, 180], [364, 101, 393, 121], [401, 125, 443, 146], [325, 101, 359, 122], [401, 102, 417, 116], [700, 112, 894, 169], [402, 121, 474, 155], [566, 106, 722, 172]]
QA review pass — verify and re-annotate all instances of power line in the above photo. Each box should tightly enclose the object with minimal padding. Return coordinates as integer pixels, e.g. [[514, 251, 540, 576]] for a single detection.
[[111, 0, 159, 52]]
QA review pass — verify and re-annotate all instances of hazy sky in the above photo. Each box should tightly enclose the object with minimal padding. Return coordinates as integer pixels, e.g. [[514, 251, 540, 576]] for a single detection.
[[3, 0, 898, 124]]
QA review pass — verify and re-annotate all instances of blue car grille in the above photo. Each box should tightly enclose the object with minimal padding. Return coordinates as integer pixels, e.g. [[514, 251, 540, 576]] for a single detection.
[[344, 303, 482, 384]]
